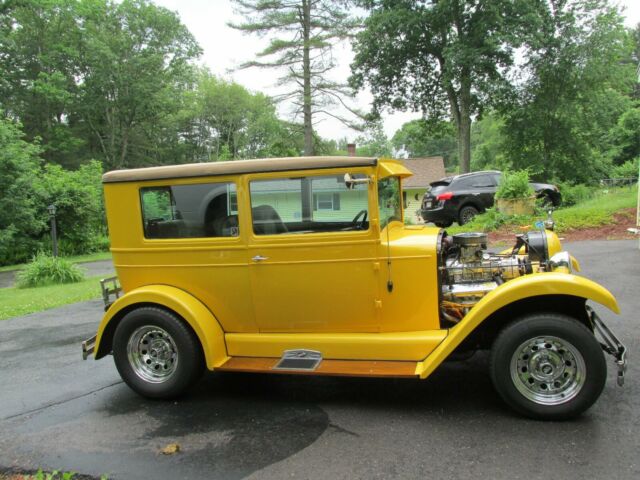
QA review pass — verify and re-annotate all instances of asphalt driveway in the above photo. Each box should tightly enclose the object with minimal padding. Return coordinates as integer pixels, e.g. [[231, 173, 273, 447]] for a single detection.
[[0, 240, 638, 479]]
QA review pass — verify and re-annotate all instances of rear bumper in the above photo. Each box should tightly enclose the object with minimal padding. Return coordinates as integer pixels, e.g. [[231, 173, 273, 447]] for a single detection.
[[420, 205, 454, 224], [82, 334, 96, 360]]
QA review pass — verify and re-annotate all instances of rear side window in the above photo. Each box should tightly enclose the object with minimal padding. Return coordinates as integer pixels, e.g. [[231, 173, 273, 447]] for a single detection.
[[140, 182, 238, 239], [471, 174, 496, 187]]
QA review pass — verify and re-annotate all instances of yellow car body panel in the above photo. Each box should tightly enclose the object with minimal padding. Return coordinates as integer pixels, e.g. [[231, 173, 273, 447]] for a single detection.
[[415, 272, 620, 379], [226, 329, 447, 361], [94, 285, 228, 370]]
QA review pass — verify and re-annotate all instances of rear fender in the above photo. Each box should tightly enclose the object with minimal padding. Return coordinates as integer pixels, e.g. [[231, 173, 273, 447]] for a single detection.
[[94, 285, 228, 370], [415, 273, 619, 379]]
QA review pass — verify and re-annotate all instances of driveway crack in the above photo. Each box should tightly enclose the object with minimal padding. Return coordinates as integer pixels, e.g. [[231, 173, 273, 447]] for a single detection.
[[1, 380, 123, 421]]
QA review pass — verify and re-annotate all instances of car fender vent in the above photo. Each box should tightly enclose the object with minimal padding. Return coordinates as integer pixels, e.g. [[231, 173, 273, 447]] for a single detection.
[[272, 350, 322, 371]]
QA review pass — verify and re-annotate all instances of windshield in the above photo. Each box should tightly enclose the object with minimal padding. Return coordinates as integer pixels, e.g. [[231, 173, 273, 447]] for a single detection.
[[378, 176, 402, 228]]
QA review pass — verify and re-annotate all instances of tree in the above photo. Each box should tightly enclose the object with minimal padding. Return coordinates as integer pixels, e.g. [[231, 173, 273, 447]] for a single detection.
[[391, 119, 457, 167], [229, 0, 362, 155], [501, 1, 635, 182], [75, 0, 201, 169], [0, 115, 45, 264], [351, 0, 530, 173]]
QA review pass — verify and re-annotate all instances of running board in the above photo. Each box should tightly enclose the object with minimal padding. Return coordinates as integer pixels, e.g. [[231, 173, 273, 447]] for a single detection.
[[216, 357, 418, 378]]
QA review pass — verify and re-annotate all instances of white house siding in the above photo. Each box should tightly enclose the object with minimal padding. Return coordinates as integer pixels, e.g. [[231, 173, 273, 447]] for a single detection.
[[404, 188, 426, 224]]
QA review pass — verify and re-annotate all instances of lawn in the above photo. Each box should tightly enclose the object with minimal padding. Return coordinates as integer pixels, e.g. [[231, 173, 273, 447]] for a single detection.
[[0, 251, 112, 273], [447, 184, 638, 234], [0, 275, 103, 320]]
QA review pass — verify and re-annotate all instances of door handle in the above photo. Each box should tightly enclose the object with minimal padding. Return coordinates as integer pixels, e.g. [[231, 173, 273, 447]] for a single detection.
[[252, 255, 269, 262]]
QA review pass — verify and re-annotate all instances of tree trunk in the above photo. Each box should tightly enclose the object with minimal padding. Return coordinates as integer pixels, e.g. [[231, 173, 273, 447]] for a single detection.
[[302, 0, 314, 156], [458, 76, 472, 173]]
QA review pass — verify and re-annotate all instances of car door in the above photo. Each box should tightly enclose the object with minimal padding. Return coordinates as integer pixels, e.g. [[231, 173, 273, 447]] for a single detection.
[[245, 171, 381, 333], [470, 174, 498, 209]]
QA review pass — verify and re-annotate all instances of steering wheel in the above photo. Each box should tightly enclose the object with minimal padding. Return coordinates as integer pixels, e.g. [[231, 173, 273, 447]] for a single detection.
[[352, 209, 368, 230]]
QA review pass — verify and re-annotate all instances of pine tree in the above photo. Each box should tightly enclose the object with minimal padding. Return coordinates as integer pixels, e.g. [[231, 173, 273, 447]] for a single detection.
[[229, 0, 362, 155]]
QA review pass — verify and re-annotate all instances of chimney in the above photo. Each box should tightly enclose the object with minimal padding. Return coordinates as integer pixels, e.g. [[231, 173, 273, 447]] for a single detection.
[[347, 143, 356, 157]]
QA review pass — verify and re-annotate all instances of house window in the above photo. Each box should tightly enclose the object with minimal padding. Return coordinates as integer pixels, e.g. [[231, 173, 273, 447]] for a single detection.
[[316, 193, 334, 211]]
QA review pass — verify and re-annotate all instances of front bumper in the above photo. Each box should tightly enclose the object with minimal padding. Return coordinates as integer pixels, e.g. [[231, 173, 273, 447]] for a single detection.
[[588, 306, 627, 386], [82, 334, 96, 360]]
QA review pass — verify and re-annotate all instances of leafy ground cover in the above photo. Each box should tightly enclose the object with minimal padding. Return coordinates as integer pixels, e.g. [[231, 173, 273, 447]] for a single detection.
[[448, 185, 638, 236], [0, 275, 102, 320], [0, 252, 111, 273]]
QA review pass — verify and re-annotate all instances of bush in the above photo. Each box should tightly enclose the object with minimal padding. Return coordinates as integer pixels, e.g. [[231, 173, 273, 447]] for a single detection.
[[610, 158, 639, 179], [556, 182, 594, 207], [16, 252, 85, 288], [495, 170, 534, 199]]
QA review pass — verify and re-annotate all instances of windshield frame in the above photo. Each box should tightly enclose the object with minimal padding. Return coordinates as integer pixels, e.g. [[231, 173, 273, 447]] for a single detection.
[[377, 176, 403, 229]]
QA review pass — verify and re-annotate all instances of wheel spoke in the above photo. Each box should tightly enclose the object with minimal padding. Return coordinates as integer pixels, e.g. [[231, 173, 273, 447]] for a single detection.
[[127, 325, 179, 383]]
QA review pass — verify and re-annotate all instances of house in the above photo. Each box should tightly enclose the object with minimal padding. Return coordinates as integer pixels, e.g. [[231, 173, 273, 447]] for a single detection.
[[400, 157, 446, 224]]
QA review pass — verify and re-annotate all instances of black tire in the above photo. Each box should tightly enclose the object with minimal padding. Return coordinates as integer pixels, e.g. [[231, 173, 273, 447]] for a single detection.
[[113, 306, 204, 399], [435, 221, 453, 228], [490, 313, 606, 420], [458, 205, 479, 225]]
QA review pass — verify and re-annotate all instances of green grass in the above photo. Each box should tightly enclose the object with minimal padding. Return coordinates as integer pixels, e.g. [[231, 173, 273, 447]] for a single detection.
[[448, 185, 638, 234], [0, 251, 112, 273], [0, 275, 102, 320]]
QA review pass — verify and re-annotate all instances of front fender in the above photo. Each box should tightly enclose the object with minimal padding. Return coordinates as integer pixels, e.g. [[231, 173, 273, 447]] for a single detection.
[[94, 285, 228, 370], [415, 272, 619, 379]]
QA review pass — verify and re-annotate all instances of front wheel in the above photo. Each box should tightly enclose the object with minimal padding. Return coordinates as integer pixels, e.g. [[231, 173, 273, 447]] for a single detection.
[[490, 313, 606, 420], [113, 306, 204, 399]]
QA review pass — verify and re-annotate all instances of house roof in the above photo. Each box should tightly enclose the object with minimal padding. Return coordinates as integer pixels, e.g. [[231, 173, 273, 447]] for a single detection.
[[400, 157, 446, 189], [102, 156, 378, 183]]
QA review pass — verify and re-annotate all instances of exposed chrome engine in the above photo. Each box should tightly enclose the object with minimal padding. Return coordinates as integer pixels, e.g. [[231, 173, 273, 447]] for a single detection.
[[439, 230, 554, 326]]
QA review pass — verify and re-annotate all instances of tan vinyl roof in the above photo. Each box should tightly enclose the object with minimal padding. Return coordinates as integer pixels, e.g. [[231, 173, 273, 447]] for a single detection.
[[102, 156, 378, 183]]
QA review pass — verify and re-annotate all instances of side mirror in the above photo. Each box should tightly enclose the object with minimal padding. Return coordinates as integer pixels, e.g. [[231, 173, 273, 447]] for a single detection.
[[344, 173, 372, 190]]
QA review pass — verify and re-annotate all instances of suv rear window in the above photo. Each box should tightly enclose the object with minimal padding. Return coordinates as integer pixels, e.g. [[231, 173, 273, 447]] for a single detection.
[[140, 182, 238, 239]]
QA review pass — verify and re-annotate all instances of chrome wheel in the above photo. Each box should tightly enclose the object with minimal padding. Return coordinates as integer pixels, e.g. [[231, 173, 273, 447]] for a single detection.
[[127, 325, 178, 383], [510, 335, 586, 406]]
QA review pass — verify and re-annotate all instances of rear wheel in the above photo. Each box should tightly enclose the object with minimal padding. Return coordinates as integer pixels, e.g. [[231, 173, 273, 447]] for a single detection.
[[458, 205, 479, 225], [490, 313, 606, 420], [113, 306, 204, 399]]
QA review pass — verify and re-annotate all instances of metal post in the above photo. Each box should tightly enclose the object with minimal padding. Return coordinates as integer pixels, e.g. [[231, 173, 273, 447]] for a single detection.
[[48, 204, 58, 257]]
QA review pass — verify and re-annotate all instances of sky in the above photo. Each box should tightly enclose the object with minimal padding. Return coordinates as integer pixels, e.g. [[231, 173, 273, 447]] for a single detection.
[[153, 0, 640, 142]]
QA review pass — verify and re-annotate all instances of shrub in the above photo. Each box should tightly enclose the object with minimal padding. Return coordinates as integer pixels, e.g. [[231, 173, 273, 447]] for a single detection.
[[495, 170, 534, 199], [610, 158, 639, 179], [556, 182, 594, 207], [16, 252, 85, 288]]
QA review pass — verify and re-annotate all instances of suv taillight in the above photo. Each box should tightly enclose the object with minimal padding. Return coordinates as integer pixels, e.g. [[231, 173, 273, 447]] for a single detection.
[[436, 192, 453, 201]]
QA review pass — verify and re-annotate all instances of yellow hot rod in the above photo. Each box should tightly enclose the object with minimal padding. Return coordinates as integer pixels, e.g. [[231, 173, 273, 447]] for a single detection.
[[82, 156, 626, 419]]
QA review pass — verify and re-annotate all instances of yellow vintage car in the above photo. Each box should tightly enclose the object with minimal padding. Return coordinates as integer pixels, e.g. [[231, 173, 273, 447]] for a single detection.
[[82, 156, 626, 419]]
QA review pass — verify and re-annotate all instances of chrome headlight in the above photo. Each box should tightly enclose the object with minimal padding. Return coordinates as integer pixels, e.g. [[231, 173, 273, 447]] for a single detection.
[[549, 251, 573, 273]]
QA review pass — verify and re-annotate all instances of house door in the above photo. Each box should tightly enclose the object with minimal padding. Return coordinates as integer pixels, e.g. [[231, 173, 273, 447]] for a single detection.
[[246, 173, 381, 333]]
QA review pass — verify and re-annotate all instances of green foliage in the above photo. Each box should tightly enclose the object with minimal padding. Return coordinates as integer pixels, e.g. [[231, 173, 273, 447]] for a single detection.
[[610, 157, 639, 179], [450, 185, 637, 234], [27, 469, 76, 480], [556, 182, 594, 207], [351, 0, 531, 172], [15, 252, 85, 288], [495, 170, 534, 199], [355, 122, 393, 157], [0, 116, 46, 264], [500, 1, 635, 183], [391, 120, 458, 167]]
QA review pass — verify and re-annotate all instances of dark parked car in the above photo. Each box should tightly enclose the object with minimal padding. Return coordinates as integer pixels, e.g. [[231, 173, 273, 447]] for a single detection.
[[420, 170, 561, 227]]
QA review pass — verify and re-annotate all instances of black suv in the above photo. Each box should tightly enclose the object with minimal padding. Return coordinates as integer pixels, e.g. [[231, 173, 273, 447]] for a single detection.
[[420, 170, 561, 227]]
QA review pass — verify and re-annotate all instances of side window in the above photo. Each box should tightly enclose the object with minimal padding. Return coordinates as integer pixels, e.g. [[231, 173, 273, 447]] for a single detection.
[[140, 182, 238, 239], [471, 174, 496, 187], [249, 174, 369, 235], [454, 176, 475, 189]]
